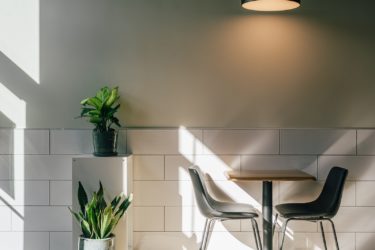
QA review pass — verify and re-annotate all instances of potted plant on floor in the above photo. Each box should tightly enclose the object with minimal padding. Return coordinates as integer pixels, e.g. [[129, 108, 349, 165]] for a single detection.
[[69, 182, 132, 250], [78, 86, 121, 156]]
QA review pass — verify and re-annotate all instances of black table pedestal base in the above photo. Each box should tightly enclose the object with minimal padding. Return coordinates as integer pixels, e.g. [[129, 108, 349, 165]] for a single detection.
[[263, 181, 273, 250]]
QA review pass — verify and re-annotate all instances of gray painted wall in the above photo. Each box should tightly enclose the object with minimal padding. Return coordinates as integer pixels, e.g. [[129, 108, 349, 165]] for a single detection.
[[1, 0, 375, 128]]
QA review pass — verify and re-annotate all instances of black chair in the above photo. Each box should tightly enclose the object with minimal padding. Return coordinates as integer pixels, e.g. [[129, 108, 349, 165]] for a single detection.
[[188, 166, 262, 250], [276, 166, 348, 250]]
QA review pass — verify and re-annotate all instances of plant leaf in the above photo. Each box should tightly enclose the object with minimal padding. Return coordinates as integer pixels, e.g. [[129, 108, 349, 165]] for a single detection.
[[78, 182, 88, 215], [81, 220, 91, 238], [115, 193, 133, 217], [110, 195, 122, 210], [80, 98, 90, 105], [110, 117, 121, 128], [100, 206, 112, 238], [69, 207, 82, 223]]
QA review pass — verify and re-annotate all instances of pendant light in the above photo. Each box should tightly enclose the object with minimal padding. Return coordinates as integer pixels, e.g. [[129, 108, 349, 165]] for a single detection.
[[241, 0, 301, 11]]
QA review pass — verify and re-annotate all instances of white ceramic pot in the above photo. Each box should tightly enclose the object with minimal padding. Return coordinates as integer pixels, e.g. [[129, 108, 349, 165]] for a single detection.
[[78, 236, 115, 250]]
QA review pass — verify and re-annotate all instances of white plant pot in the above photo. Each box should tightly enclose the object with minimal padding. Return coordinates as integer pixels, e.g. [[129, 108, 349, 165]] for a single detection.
[[78, 236, 115, 250]]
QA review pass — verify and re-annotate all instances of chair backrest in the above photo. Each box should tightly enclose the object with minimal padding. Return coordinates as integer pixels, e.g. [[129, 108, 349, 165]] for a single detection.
[[188, 166, 216, 218], [315, 166, 348, 217]]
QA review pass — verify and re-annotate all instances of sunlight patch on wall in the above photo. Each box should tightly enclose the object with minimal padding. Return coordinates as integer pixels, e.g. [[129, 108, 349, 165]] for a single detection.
[[178, 126, 261, 211], [0, 83, 25, 237], [0, 0, 40, 83], [0, 83, 26, 127]]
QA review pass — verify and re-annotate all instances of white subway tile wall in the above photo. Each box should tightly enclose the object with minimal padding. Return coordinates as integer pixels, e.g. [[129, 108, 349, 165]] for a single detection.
[[0, 128, 375, 249]]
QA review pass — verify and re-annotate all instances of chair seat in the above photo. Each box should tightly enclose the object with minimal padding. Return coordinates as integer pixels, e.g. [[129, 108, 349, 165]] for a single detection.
[[276, 202, 329, 219], [211, 201, 258, 219]]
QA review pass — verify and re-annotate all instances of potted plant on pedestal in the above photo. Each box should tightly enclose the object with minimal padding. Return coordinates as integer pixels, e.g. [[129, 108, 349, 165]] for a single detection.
[[69, 182, 132, 250], [78, 86, 121, 156]]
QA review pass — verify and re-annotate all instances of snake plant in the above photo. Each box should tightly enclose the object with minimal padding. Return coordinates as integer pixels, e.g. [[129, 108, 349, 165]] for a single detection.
[[79, 86, 121, 132], [69, 182, 133, 239]]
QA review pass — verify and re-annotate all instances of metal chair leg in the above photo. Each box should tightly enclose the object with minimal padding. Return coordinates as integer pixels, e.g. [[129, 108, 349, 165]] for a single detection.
[[200, 219, 211, 250], [203, 219, 215, 250], [319, 221, 328, 250], [328, 219, 340, 250], [251, 219, 262, 250], [273, 213, 279, 236], [279, 219, 291, 250]]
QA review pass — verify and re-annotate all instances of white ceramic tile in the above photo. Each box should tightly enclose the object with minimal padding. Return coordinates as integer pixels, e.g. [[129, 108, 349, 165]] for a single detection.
[[133, 181, 193, 206], [134, 232, 263, 250], [241, 155, 318, 176], [358, 129, 375, 155], [134, 155, 164, 180], [215, 180, 278, 211], [165, 155, 241, 181], [279, 181, 355, 207], [134, 207, 164, 231], [239, 217, 262, 232], [13, 155, 72, 180], [134, 180, 267, 208], [50, 181, 72, 205], [50, 232, 73, 250], [203, 129, 279, 154], [280, 129, 356, 155], [318, 156, 375, 181], [127, 129, 203, 155], [118, 129, 127, 154], [12, 206, 71, 231], [0, 155, 12, 180], [279, 180, 321, 204], [0, 129, 49, 155], [51, 129, 127, 154], [0, 206, 12, 231], [356, 233, 375, 250], [356, 181, 375, 206], [164, 155, 192, 181], [0, 129, 15, 154], [133, 232, 200, 250], [50, 129, 92, 154], [275, 219, 318, 233], [0, 181, 49, 206], [165, 206, 240, 232], [0, 232, 49, 250], [279, 232, 354, 250], [0, 155, 71, 180], [329, 207, 375, 232]]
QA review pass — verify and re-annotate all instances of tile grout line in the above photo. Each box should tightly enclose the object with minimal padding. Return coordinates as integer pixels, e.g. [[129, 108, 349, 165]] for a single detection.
[[163, 155, 166, 180], [49, 129, 51, 155], [125, 128, 128, 155], [356, 129, 358, 156], [49, 180, 51, 206], [316, 155, 319, 180], [278, 129, 281, 155], [164, 206, 166, 232]]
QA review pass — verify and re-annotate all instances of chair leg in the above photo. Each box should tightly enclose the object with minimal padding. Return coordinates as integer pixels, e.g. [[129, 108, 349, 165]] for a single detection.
[[200, 219, 211, 250], [319, 221, 328, 250], [328, 219, 340, 250], [202, 219, 215, 250], [273, 213, 279, 236], [251, 219, 262, 250], [279, 219, 291, 250]]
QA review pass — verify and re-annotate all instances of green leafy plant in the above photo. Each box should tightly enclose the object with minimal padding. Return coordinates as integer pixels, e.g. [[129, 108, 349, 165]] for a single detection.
[[79, 86, 121, 132], [69, 182, 133, 239]]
